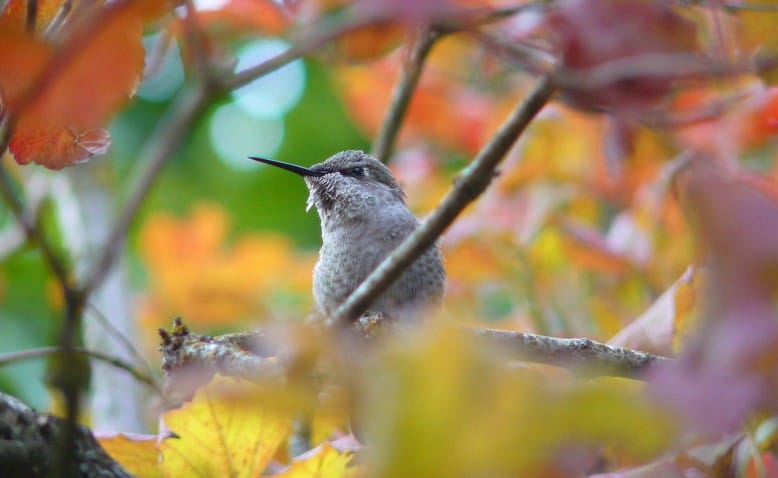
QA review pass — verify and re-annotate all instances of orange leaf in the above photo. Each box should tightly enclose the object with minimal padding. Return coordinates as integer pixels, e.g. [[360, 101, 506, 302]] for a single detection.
[[0, 27, 51, 109], [333, 21, 407, 61], [98, 433, 162, 478], [8, 3, 145, 168], [741, 87, 778, 149]]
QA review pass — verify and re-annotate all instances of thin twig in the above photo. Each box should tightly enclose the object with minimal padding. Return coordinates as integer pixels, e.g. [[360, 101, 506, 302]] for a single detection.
[[42, 0, 73, 38], [371, 27, 442, 163], [0, 161, 72, 288], [334, 75, 555, 323], [221, 9, 387, 91], [684, 0, 778, 11], [81, 82, 209, 298], [179, 0, 210, 81], [82, 10, 392, 297], [0, 346, 162, 395], [477, 31, 557, 76], [87, 302, 161, 383], [26, 0, 38, 33], [552, 53, 757, 93], [371, 4, 548, 163]]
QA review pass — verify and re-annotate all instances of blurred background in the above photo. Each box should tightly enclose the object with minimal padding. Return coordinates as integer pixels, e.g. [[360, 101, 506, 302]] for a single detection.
[[1, 0, 777, 448]]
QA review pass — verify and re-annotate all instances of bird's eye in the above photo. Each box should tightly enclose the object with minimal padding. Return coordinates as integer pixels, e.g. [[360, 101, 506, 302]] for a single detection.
[[346, 167, 364, 177]]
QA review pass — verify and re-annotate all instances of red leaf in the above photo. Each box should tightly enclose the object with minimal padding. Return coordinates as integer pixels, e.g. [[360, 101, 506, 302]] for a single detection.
[[547, 0, 698, 113]]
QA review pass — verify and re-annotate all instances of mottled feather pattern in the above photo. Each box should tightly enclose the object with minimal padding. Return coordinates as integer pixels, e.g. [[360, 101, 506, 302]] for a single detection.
[[304, 150, 445, 320]]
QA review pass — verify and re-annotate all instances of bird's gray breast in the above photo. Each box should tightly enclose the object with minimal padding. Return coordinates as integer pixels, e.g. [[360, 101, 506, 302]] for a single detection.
[[312, 202, 443, 319]]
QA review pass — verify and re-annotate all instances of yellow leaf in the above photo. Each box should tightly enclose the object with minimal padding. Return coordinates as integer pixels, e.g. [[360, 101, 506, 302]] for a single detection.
[[361, 323, 675, 477], [160, 377, 292, 478], [275, 443, 359, 478], [98, 433, 161, 478]]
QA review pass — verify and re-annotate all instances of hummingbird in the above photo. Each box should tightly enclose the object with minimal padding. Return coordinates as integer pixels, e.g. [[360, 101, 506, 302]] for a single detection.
[[249, 150, 445, 322]]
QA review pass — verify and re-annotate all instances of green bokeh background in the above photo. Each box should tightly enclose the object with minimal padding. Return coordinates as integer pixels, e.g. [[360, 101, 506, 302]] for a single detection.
[[0, 57, 369, 410]]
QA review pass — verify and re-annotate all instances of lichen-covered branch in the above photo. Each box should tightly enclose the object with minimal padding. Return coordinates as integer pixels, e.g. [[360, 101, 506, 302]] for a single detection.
[[159, 318, 667, 383], [158, 318, 285, 404], [470, 328, 667, 378]]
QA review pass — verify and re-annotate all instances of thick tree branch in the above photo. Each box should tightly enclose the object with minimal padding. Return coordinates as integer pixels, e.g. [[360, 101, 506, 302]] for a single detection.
[[0, 392, 131, 478], [158, 319, 284, 403], [334, 75, 555, 323], [81, 82, 209, 298]]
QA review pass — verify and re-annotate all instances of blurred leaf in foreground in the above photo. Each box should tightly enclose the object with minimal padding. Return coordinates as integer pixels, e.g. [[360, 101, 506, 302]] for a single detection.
[[359, 323, 675, 477]]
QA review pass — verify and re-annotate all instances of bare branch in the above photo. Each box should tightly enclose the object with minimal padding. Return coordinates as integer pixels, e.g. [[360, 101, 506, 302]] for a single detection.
[[25, 0, 38, 33], [0, 346, 162, 395], [81, 83, 209, 298], [684, 0, 778, 11], [552, 53, 761, 93], [86, 302, 160, 384], [42, 0, 73, 38], [179, 0, 210, 81], [371, 4, 551, 163], [159, 318, 667, 382], [471, 328, 667, 378], [0, 161, 72, 289], [371, 27, 442, 163], [333, 75, 556, 323]]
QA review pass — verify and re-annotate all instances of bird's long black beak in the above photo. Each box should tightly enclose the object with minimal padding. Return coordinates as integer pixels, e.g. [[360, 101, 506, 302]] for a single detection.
[[248, 156, 326, 177]]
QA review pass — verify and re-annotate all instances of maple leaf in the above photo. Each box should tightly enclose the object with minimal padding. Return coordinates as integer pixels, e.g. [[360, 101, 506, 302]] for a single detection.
[[160, 377, 292, 477], [97, 432, 162, 478]]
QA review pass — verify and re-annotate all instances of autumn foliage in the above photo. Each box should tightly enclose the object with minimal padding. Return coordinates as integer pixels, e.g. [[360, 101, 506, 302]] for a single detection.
[[2, 0, 778, 477]]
